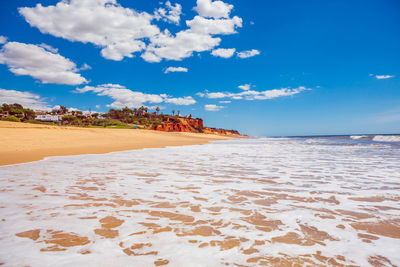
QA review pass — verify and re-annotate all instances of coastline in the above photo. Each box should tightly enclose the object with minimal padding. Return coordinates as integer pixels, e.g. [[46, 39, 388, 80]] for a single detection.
[[0, 121, 238, 166]]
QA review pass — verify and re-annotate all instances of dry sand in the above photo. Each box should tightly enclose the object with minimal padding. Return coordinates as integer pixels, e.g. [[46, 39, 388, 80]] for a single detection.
[[0, 121, 235, 166]]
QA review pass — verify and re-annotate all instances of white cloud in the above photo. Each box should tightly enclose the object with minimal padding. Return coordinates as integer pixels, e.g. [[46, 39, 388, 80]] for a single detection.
[[206, 92, 229, 98], [205, 104, 224, 111], [76, 83, 196, 108], [142, 29, 222, 62], [154, 1, 182, 25], [164, 66, 188, 74], [198, 86, 310, 100], [38, 43, 58, 53], [219, 100, 231, 103], [0, 36, 8, 44], [165, 96, 196, 105], [80, 63, 92, 70], [238, 84, 250, 90], [0, 41, 87, 85], [186, 16, 242, 35], [142, 12, 242, 62], [196, 92, 205, 97], [211, 48, 235, 58], [194, 0, 233, 19], [237, 49, 260, 59], [0, 88, 49, 110], [375, 75, 394, 79], [20, 0, 242, 63], [19, 0, 159, 61]]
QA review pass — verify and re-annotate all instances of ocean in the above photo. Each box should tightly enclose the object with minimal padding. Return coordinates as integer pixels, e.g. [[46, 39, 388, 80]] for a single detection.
[[0, 135, 399, 266]]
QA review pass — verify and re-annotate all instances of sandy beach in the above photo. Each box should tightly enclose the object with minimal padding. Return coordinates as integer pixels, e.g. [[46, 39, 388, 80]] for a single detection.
[[0, 121, 235, 166]]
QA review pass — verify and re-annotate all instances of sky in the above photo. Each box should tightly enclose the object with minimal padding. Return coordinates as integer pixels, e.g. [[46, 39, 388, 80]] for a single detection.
[[0, 0, 399, 136]]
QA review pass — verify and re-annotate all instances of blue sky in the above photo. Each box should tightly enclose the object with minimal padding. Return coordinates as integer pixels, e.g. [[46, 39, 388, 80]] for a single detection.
[[0, 0, 399, 136]]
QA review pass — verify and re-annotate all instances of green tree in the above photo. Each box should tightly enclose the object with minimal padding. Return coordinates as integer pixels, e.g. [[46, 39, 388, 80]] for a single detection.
[[11, 103, 23, 110], [62, 115, 78, 125], [2, 104, 10, 111], [23, 109, 36, 120]]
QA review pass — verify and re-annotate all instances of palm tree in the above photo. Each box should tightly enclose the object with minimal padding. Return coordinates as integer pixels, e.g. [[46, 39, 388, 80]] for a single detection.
[[172, 109, 175, 116], [155, 107, 160, 115], [177, 110, 180, 117], [60, 106, 68, 114]]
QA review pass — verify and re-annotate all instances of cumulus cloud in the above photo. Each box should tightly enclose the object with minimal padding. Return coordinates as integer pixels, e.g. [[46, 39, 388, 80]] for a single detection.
[[198, 86, 310, 101], [194, 0, 233, 18], [164, 96, 196, 105], [375, 75, 394, 79], [38, 43, 58, 53], [0, 41, 87, 85], [19, 0, 159, 61], [142, 29, 222, 62], [211, 48, 235, 58], [142, 13, 242, 62], [164, 66, 188, 73], [237, 49, 260, 59], [0, 88, 49, 109], [20, 0, 243, 63], [205, 92, 229, 98], [238, 84, 250, 90], [219, 100, 231, 103], [80, 63, 92, 70], [76, 83, 196, 108], [0, 36, 8, 44], [154, 1, 182, 25], [186, 16, 242, 35], [205, 104, 224, 111]]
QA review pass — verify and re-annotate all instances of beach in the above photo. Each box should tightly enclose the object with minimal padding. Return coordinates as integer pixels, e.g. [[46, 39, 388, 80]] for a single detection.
[[0, 135, 399, 266], [0, 121, 234, 166]]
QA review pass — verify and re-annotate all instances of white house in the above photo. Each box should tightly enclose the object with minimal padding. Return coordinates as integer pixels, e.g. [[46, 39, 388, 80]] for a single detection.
[[35, 114, 61, 122]]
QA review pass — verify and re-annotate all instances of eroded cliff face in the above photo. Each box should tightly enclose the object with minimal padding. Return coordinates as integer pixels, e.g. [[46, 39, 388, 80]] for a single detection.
[[153, 117, 240, 136], [154, 117, 204, 133], [203, 128, 240, 136]]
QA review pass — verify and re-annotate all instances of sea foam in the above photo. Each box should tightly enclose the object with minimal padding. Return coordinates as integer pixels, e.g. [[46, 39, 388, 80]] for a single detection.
[[0, 137, 399, 266], [372, 135, 400, 142]]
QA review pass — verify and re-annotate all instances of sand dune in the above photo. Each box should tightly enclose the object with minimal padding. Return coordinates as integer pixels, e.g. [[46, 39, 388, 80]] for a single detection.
[[0, 121, 234, 166]]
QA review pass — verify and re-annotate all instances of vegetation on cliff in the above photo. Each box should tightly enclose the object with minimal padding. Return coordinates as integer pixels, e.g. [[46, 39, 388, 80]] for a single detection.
[[1, 103, 240, 135]]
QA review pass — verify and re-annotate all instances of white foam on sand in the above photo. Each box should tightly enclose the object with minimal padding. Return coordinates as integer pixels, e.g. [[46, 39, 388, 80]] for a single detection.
[[0, 138, 400, 266]]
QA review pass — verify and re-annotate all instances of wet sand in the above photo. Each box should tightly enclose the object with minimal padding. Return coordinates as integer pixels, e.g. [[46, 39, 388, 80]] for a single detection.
[[0, 136, 399, 266], [0, 121, 235, 166]]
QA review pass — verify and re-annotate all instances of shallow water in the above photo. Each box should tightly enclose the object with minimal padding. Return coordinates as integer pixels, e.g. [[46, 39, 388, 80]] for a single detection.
[[0, 137, 399, 266]]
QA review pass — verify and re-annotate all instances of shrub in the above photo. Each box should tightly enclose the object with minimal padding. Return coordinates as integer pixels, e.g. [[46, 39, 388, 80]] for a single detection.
[[2, 116, 21, 122]]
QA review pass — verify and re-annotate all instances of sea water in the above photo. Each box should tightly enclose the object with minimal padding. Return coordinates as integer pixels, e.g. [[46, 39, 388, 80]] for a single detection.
[[0, 136, 399, 266]]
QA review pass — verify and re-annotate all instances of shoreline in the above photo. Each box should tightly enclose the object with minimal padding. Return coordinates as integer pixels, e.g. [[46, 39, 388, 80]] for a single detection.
[[0, 121, 240, 166]]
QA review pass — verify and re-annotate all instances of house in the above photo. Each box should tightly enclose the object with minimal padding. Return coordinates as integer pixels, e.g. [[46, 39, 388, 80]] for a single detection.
[[35, 110, 47, 115], [35, 114, 61, 122], [0, 111, 10, 119]]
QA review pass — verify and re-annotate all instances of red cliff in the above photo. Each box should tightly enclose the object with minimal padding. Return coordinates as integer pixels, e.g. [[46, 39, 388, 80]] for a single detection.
[[154, 117, 204, 133], [154, 116, 240, 136]]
